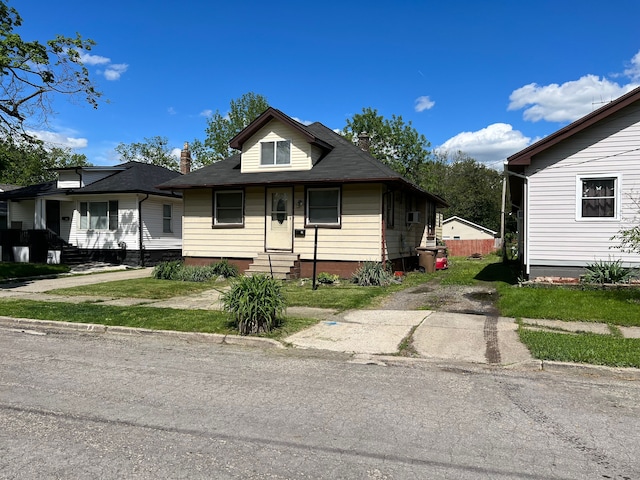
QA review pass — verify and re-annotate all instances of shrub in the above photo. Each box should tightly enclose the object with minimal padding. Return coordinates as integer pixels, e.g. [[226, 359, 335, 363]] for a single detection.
[[581, 259, 633, 285], [174, 264, 218, 282], [152, 260, 183, 280], [317, 272, 339, 284], [221, 274, 286, 335], [211, 259, 239, 278], [352, 261, 392, 286]]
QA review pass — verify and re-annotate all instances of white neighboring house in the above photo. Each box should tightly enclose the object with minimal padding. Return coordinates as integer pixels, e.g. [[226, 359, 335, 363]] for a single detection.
[[0, 161, 183, 266], [507, 86, 640, 280], [442, 216, 497, 240]]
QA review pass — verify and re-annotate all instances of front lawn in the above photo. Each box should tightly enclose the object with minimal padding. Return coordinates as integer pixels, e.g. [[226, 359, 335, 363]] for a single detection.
[[0, 262, 70, 280], [518, 329, 640, 368], [49, 277, 227, 299], [499, 286, 640, 327], [0, 299, 317, 339]]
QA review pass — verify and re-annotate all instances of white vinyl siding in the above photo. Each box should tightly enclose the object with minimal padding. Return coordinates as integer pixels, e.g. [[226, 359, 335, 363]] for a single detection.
[[241, 120, 312, 173], [8, 200, 34, 229], [525, 101, 640, 268], [71, 195, 182, 251]]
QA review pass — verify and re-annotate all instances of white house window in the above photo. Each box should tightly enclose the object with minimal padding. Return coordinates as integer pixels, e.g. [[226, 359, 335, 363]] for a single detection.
[[163, 204, 172, 233], [214, 190, 244, 226], [579, 176, 617, 219], [261, 140, 290, 165], [80, 201, 118, 230], [307, 187, 340, 226]]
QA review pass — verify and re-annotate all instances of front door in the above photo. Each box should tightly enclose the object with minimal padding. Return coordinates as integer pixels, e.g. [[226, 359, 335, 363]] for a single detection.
[[46, 200, 60, 236], [266, 187, 293, 251]]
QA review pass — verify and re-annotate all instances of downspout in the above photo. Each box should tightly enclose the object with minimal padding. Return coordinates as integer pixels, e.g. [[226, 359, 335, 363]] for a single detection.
[[506, 169, 529, 276], [138, 194, 149, 266]]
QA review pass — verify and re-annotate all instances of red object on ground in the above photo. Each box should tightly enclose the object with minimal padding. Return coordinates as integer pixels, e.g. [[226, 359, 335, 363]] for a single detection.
[[436, 256, 448, 270]]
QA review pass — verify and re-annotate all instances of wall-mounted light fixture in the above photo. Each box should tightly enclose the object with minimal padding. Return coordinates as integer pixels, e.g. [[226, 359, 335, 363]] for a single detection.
[[296, 199, 303, 208]]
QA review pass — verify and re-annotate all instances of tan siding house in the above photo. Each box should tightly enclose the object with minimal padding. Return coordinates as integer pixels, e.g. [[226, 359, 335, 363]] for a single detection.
[[160, 108, 447, 278], [507, 86, 640, 279]]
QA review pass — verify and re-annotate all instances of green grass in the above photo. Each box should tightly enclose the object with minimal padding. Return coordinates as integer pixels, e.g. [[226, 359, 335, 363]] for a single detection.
[[498, 286, 640, 327], [49, 277, 227, 299], [437, 255, 517, 286], [519, 328, 640, 368], [0, 299, 316, 339], [0, 262, 70, 280]]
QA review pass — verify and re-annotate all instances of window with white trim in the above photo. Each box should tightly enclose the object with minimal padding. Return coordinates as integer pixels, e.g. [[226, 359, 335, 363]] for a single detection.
[[578, 176, 618, 219], [163, 204, 172, 233], [307, 187, 340, 226], [261, 140, 290, 165], [79, 201, 118, 230], [214, 190, 244, 226]]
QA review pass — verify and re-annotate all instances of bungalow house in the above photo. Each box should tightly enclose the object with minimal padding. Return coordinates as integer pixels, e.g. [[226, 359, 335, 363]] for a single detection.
[[0, 161, 183, 265], [506, 86, 640, 280], [158, 108, 447, 278]]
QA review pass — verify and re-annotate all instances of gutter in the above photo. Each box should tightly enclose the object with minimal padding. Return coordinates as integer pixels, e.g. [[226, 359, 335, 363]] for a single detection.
[[138, 194, 149, 266]]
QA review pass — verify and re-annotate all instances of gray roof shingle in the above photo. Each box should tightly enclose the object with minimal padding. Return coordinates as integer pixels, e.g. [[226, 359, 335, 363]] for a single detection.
[[159, 116, 447, 207]]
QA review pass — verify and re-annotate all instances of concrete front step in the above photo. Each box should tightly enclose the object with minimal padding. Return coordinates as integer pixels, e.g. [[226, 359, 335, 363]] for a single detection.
[[248, 252, 299, 280]]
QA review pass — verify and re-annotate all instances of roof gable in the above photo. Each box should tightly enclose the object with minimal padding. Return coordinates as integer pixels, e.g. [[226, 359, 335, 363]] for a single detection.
[[507, 86, 640, 167]]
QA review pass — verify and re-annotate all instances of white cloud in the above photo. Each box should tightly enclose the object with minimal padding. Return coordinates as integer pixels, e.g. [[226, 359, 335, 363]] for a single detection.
[[171, 148, 181, 159], [103, 63, 128, 81], [508, 75, 638, 123], [624, 49, 640, 80], [199, 109, 213, 117], [292, 116, 313, 126], [414, 96, 435, 112], [27, 129, 88, 149], [79, 53, 111, 66], [168, 107, 177, 115], [437, 123, 533, 165]]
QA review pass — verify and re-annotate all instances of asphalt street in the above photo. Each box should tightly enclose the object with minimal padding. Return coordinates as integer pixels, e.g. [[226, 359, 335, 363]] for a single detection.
[[1, 329, 639, 479]]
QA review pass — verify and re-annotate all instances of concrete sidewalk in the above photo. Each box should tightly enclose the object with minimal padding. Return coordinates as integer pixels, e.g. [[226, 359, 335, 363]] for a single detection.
[[285, 310, 533, 366]]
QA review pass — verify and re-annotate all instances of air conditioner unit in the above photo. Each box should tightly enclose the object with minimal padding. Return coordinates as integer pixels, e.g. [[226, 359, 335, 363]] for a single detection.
[[406, 211, 420, 224]]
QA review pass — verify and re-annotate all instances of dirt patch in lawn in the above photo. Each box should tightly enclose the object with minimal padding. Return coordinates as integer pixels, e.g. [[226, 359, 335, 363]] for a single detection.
[[375, 281, 499, 315]]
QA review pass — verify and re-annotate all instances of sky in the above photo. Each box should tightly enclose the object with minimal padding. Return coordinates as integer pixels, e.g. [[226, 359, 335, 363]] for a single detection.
[[15, 0, 640, 169]]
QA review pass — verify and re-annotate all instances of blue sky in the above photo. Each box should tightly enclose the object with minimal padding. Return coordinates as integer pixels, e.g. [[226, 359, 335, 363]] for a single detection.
[[17, 0, 640, 168]]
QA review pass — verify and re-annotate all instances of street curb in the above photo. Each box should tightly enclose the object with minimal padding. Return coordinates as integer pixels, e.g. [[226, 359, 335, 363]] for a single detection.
[[541, 360, 640, 381], [0, 316, 284, 350]]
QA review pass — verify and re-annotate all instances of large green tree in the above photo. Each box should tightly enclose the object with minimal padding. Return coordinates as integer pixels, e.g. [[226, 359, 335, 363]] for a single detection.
[[115, 136, 178, 171], [342, 107, 432, 185], [433, 151, 503, 232], [191, 92, 269, 167], [0, 0, 101, 142], [0, 139, 90, 185]]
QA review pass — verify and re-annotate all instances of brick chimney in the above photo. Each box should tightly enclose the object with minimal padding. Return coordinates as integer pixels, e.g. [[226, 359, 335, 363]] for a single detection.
[[180, 141, 191, 174], [358, 132, 370, 152]]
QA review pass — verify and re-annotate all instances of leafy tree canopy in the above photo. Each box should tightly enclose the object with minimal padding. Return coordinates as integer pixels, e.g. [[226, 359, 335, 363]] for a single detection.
[[191, 92, 269, 167], [0, 139, 91, 185], [342, 107, 431, 185], [432, 151, 503, 232], [0, 0, 101, 142], [115, 136, 179, 171]]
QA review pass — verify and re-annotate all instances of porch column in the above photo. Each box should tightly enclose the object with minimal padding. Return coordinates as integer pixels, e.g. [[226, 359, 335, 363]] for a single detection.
[[34, 198, 46, 229]]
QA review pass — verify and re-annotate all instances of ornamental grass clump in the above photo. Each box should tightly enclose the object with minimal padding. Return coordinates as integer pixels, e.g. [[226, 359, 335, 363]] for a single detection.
[[152, 260, 183, 280], [581, 259, 633, 285], [221, 274, 286, 335], [210, 258, 239, 278], [352, 261, 393, 286]]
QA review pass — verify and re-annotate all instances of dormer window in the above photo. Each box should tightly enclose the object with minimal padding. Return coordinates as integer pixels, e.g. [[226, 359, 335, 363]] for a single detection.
[[261, 140, 290, 165]]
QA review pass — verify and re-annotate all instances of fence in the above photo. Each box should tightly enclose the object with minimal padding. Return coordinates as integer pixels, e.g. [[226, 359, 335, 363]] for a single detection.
[[444, 238, 501, 257]]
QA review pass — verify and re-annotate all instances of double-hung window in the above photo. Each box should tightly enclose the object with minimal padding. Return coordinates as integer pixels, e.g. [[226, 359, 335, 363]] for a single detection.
[[214, 190, 244, 226], [307, 187, 340, 226], [79, 200, 118, 230], [261, 140, 290, 165], [163, 204, 172, 233], [578, 175, 618, 219]]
